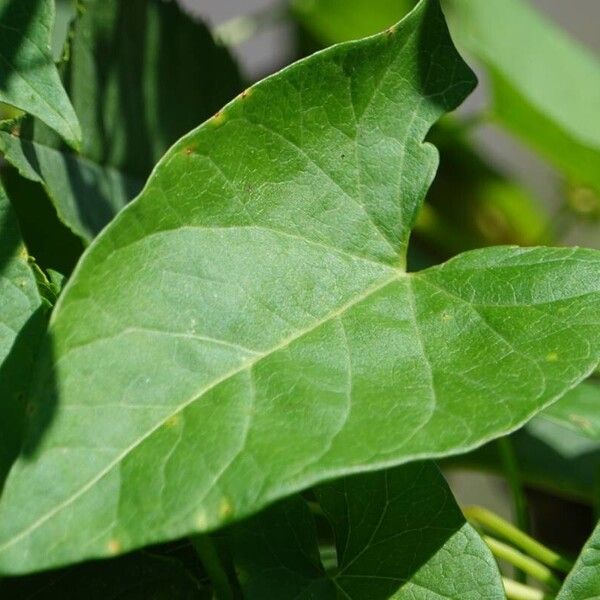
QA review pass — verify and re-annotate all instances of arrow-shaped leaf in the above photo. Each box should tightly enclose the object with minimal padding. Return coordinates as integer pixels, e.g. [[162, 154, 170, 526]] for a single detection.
[[0, 0, 599, 575]]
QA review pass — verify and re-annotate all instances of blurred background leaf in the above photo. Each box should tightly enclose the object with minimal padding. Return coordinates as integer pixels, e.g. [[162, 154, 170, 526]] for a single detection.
[[0, 0, 81, 146], [1, 0, 242, 242]]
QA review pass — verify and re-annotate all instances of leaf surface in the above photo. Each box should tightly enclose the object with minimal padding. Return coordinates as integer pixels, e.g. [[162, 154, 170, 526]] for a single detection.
[[0, 0, 241, 241], [558, 520, 600, 600], [0, 0, 599, 575], [0, 0, 80, 146], [442, 0, 600, 193], [227, 463, 503, 599]]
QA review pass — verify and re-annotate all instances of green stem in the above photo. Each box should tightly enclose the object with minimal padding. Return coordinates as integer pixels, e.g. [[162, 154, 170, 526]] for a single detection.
[[503, 578, 555, 600], [498, 436, 529, 582], [464, 505, 574, 573], [192, 535, 234, 600], [484, 536, 561, 591], [498, 437, 529, 532]]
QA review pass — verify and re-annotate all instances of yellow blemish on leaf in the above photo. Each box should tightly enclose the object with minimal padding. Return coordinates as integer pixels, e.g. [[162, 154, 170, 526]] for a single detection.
[[212, 111, 226, 126], [441, 311, 453, 322], [569, 414, 592, 432], [240, 87, 253, 100], [195, 510, 208, 529], [219, 498, 233, 519], [165, 414, 180, 429], [546, 352, 559, 362], [107, 538, 121, 555]]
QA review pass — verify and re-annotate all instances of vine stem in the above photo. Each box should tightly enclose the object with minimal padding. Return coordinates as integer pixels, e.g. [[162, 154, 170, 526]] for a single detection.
[[192, 535, 234, 600], [484, 536, 561, 591], [498, 437, 529, 533], [503, 578, 555, 600], [464, 505, 574, 573], [498, 436, 529, 582]]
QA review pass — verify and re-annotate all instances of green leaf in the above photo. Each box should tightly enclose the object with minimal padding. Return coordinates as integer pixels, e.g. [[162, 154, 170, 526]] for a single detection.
[[0, 551, 206, 599], [447, 378, 600, 503], [446, 417, 600, 505], [0, 0, 242, 241], [442, 0, 600, 193], [558, 520, 600, 600], [541, 379, 600, 441], [227, 462, 503, 599], [0, 0, 599, 575], [293, 0, 600, 194], [0, 0, 81, 147], [0, 182, 45, 485]]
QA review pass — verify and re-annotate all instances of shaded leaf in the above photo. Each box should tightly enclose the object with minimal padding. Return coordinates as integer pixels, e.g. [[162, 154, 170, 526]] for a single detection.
[[442, 0, 600, 193], [0, 182, 45, 485], [558, 520, 600, 600], [0, 0, 80, 146], [0, 0, 599, 576], [0, 0, 242, 241], [0, 167, 84, 274], [227, 463, 503, 599], [0, 551, 206, 599]]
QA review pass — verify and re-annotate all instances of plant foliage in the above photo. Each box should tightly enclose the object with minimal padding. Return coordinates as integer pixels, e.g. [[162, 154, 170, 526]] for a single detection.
[[0, 0, 598, 596]]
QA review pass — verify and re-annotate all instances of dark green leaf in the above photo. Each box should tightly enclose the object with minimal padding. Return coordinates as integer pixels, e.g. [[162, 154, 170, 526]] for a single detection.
[[558, 520, 600, 600], [0, 182, 45, 485], [0, 0, 599, 576], [0, 0, 242, 241], [227, 463, 503, 599], [0, 167, 84, 274], [0, 551, 206, 599], [0, 0, 80, 146]]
